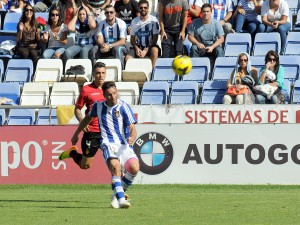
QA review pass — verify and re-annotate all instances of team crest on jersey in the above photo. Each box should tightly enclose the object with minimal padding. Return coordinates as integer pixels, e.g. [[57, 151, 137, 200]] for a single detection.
[[114, 110, 120, 117]]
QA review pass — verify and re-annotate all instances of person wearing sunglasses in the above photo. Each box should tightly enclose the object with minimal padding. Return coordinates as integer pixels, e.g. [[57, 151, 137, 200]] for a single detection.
[[42, 5, 68, 59], [16, 4, 41, 66], [125, 0, 160, 69], [255, 50, 286, 104], [223, 52, 258, 104], [90, 5, 127, 68]]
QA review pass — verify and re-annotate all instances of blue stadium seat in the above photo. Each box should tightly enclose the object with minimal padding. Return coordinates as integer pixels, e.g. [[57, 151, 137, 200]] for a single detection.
[[0, 59, 3, 81], [36, 108, 58, 125], [201, 80, 227, 104], [224, 33, 252, 57], [253, 33, 281, 56], [284, 79, 291, 104], [212, 57, 236, 81], [170, 81, 199, 104], [0, 83, 20, 104], [35, 12, 49, 23], [250, 56, 265, 73], [0, 108, 5, 125], [182, 57, 210, 85], [284, 32, 300, 55], [7, 108, 35, 125], [0, 12, 21, 35], [4, 59, 34, 85], [140, 81, 169, 105], [152, 58, 178, 85], [291, 80, 300, 104], [280, 55, 300, 84]]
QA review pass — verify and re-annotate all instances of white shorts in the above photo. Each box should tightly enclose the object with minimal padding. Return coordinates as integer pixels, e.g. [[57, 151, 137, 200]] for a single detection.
[[100, 143, 138, 169]]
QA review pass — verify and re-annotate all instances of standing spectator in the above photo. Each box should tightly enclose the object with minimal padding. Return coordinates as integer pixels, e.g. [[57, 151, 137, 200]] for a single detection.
[[16, 4, 41, 66], [204, 0, 234, 34], [90, 5, 127, 68], [187, 0, 203, 27], [42, 5, 68, 59], [233, 0, 262, 39], [64, 4, 97, 60], [114, 0, 139, 34], [125, 0, 160, 69], [258, 0, 290, 55], [188, 3, 224, 59], [255, 50, 286, 104], [158, 0, 189, 58]]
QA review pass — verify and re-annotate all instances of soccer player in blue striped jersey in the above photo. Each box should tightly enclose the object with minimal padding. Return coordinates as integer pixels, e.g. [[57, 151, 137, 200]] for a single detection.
[[71, 81, 139, 209]]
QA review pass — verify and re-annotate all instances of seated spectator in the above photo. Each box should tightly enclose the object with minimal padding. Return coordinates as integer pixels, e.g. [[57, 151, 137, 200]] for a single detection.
[[114, 0, 139, 35], [187, 0, 202, 27], [125, 0, 160, 69], [16, 4, 41, 66], [89, 5, 127, 68], [42, 5, 68, 59], [7, 0, 25, 12], [188, 3, 224, 59], [82, 0, 111, 21], [258, 0, 291, 55], [64, 3, 97, 61], [223, 52, 258, 104], [57, 0, 81, 25], [233, 0, 262, 39], [255, 50, 286, 104], [204, 0, 234, 34]]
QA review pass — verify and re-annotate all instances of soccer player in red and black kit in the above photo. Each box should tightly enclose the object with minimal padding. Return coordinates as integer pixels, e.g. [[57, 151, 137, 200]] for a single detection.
[[59, 62, 106, 169]]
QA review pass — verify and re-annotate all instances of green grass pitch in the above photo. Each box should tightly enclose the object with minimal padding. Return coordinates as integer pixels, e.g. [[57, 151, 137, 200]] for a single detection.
[[0, 184, 299, 225]]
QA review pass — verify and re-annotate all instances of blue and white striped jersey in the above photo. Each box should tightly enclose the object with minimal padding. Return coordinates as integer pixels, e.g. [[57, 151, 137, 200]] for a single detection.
[[90, 99, 137, 145], [96, 18, 127, 44], [75, 19, 97, 46], [204, 0, 233, 20], [130, 15, 160, 48]]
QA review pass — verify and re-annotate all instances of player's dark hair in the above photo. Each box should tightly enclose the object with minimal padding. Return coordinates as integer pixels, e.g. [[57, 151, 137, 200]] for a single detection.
[[102, 81, 116, 93], [93, 61, 106, 72], [138, 0, 149, 7], [201, 3, 212, 12]]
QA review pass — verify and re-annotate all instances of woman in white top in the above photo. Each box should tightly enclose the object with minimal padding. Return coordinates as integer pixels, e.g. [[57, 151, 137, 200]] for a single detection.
[[258, 0, 291, 54], [42, 5, 68, 59]]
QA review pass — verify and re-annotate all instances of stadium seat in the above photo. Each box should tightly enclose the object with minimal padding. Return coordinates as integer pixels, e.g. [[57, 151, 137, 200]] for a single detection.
[[0, 108, 5, 125], [250, 56, 265, 73], [7, 108, 35, 125], [152, 58, 178, 85], [115, 81, 140, 105], [36, 108, 58, 125], [20, 82, 50, 106], [170, 81, 199, 104], [253, 33, 281, 56], [201, 80, 227, 104], [284, 79, 291, 104], [284, 32, 300, 55], [291, 80, 300, 104], [4, 59, 33, 86], [224, 33, 252, 57], [0, 82, 20, 104], [212, 57, 236, 81], [122, 58, 152, 86], [0, 12, 21, 35], [96, 58, 122, 82], [0, 59, 3, 81], [279, 55, 300, 84], [50, 82, 79, 105], [63, 59, 92, 85], [182, 57, 210, 85], [33, 59, 63, 85], [140, 81, 169, 105]]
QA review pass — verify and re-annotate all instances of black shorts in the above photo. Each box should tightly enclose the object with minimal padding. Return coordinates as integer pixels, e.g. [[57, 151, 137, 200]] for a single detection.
[[81, 132, 101, 157]]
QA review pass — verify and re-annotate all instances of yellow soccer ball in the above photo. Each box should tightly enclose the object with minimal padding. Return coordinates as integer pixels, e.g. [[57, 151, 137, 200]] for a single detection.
[[172, 55, 192, 76]]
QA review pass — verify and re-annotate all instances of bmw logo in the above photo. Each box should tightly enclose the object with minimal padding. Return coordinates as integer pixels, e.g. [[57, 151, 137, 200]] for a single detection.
[[133, 132, 174, 175]]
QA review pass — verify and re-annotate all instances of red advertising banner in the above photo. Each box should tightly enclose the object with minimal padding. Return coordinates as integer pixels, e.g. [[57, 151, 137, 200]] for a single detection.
[[0, 126, 111, 184]]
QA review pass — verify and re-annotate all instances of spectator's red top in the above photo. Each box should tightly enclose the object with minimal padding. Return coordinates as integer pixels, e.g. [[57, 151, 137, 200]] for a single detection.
[[75, 82, 106, 132]]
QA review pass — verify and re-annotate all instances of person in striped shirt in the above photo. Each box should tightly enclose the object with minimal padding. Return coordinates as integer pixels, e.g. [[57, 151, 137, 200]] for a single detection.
[[71, 81, 139, 209]]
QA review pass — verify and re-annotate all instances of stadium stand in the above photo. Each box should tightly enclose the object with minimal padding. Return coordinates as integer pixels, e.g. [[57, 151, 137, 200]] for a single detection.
[[0, 12, 21, 35], [224, 33, 252, 57], [20, 82, 50, 106], [250, 56, 265, 73], [0, 82, 20, 105], [182, 57, 210, 85], [0, 108, 5, 125], [280, 55, 300, 85], [115, 81, 140, 105], [36, 108, 58, 125], [201, 80, 227, 104], [49, 82, 79, 106], [252, 33, 281, 56], [0, 59, 3, 81], [140, 81, 169, 105], [96, 58, 122, 82], [4, 59, 33, 86], [291, 80, 300, 104], [63, 59, 92, 84], [284, 32, 300, 56], [33, 59, 63, 85], [170, 81, 199, 104], [152, 58, 178, 85], [212, 57, 236, 81], [7, 108, 35, 125]]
